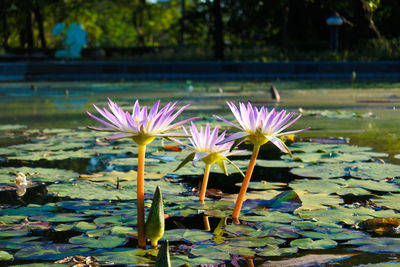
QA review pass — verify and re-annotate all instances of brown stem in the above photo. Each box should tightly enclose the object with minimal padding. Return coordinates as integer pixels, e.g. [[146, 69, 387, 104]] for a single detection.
[[137, 144, 146, 248], [232, 145, 260, 221], [203, 215, 211, 231], [199, 164, 211, 202]]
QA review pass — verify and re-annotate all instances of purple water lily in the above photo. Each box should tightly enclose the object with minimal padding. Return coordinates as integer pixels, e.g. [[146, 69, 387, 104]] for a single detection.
[[215, 101, 309, 221], [87, 98, 195, 144], [174, 122, 244, 201], [87, 98, 196, 249], [214, 101, 309, 155]]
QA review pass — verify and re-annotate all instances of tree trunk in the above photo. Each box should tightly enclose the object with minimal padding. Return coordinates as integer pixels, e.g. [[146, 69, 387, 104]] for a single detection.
[[25, 9, 34, 48], [133, 0, 146, 47], [280, 5, 289, 46], [34, 0, 46, 48], [353, 0, 381, 39], [213, 0, 224, 60], [1, 13, 10, 49]]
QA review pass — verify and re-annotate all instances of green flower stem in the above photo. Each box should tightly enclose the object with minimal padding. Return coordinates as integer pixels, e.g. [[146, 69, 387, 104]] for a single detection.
[[232, 144, 261, 222], [137, 144, 147, 249], [199, 164, 212, 202]]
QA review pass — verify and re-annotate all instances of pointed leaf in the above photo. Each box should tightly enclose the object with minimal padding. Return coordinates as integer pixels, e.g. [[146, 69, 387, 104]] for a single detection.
[[174, 152, 195, 172], [156, 241, 171, 267]]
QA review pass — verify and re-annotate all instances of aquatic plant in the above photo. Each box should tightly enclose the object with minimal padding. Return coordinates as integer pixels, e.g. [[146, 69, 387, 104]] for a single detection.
[[215, 101, 308, 221], [87, 99, 196, 248], [145, 186, 165, 248], [174, 122, 244, 201]]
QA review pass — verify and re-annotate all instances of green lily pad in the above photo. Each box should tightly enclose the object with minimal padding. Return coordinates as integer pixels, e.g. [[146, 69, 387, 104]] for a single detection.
[[30, 213, 88, 223], [235, 181, 286, 190], [296, 190, 343, 210], [215, 244, 256, 257], [0, 220, 51, 231], [110, 226, 137, 237], [256, 245, 298, 257], [15, 244, 91, 260], [299, 227, 368, 240], [0, 215, 26, 224], [94, 248, 151, 265], [69, 234, 126, 249], [254, 159, 305, 168], [0, 167, 78, 183], [296, 206, 400, 225], [162, 229, 213, 243], [291, 162, 400, 180], [0, 203, 57, 216], [0, 251, 13, 261], [345, 237, 400, 253], [290, 238, 337, 249], [228, 236, 284, 247], [373, 194, 400, 210], [190, 245, 231, 261], [0, 237, 42, 250], [171, 255, 219, 266]]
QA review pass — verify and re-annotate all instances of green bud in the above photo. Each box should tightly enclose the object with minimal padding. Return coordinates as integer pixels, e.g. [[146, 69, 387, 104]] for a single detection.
[[145, 186, 165, 248]]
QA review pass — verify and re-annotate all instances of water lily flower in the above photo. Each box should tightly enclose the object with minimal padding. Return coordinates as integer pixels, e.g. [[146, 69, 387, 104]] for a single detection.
[[173, 122, 244, 201], [215, 101, 309, 221], [87, 99, 196, 248], [87, 98, 194, 144]]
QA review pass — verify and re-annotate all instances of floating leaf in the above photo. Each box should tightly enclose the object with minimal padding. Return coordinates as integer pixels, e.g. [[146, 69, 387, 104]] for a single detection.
[[373, 194, 400, 210], [15, 244, 91, 260], [0, 167, 78, 183], [345, 237, 400, 253], [94, 248, 151, 265], [243, 190, 302, 212], [162, 229, 213, 243], [171, 255, 219, 266], [290, 238, 337, 250], [299, 227, 368, 240], [291, 162, 400, 180], [69, 234, 126, 249]]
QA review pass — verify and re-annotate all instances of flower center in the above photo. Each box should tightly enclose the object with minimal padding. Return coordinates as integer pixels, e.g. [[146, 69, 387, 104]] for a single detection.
[[132, 135, 156, 146], [202, 152, 223, 165]]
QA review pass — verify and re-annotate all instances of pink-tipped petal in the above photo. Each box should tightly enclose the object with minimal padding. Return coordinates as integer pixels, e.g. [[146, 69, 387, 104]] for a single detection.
[[213, 115, 242, 130], [268, 136, 291, 154], [105, 132, 134, 140], [217, 132, 248, 145], [193, 152, 209, 164], [276, 127, 311, 137]]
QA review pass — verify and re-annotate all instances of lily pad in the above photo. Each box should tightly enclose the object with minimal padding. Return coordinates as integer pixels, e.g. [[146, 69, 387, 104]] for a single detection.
[[93, 248, 152, 265], [345, 237, 400, 253], [256, 245, 298, 257], [299, 227, 369, 240], [290, 238, 337, 250], [171, 255, 219, 266], [0, 167, 78, 183], [69, 234, 126, 249], [162, 229, 213, 243], [190, 245, 231, 261], [291, 162, 400, 180], [15, 244, 91, 260], [373, 194, 400, 210]]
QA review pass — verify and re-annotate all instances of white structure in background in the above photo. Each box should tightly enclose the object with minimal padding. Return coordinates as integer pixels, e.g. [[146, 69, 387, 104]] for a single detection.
[[53, 23, 87, 58]]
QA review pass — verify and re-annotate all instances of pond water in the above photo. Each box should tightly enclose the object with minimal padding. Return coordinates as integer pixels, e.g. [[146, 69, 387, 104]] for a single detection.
[[1, 80, 400, 266]]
